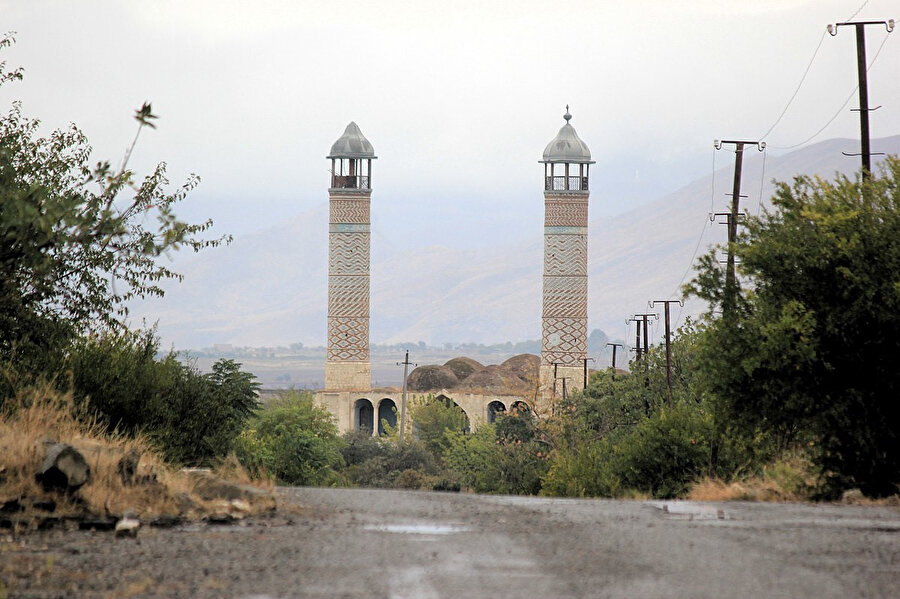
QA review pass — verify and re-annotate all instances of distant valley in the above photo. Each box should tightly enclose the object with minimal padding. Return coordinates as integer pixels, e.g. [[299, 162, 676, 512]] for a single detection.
[[131, 136, 900, 386]]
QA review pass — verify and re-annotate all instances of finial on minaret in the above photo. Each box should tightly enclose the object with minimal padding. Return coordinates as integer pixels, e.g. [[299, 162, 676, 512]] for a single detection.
[[564, 105, 571, 122]]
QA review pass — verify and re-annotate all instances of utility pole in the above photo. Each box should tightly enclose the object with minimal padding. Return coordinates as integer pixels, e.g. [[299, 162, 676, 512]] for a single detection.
[[827, 19, 894, 179], [626, 318, 641, 359], [582, 357, 595, 389], [649, 299, 683, 405], [559, 377, 570, 401], [713, 139, 765, 314], [634, 313, 657, 357], [550, 361, 561, 398], [396, 350, 416, 443], [606, 342, 624, 373]]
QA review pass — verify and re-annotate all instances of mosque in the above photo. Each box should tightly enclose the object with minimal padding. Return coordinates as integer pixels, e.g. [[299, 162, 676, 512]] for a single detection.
[[315, 109, 593, 435]]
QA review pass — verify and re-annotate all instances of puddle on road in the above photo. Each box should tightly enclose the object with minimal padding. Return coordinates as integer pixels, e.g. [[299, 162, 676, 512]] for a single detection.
[[363, 523, 467, 535], [649, 501, 728, 521]]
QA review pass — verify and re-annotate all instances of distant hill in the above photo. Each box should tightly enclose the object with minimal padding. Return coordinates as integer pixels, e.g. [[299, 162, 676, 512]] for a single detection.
[[129, 136, 900, 349]]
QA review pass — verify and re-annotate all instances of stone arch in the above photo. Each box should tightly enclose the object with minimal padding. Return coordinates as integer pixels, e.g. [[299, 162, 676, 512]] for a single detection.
[[354, 398, 374, 433], [435, 394, 471, 433], [487, 400, 507, 424], [377, 398, 397, 436], [510, 400, 530, 415]]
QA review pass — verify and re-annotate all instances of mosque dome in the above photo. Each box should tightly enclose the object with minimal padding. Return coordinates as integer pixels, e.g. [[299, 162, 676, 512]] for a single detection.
[[327, 122, 377, 159], [541, 108, 594, 164]]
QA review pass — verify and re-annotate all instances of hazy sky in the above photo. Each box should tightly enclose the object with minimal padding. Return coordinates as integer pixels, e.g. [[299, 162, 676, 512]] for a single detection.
[[2, 0, 898, 253]]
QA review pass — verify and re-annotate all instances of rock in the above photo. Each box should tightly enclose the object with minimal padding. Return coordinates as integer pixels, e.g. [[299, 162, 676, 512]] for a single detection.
[[36, 443, 91, 492], [116, 449, 141, 486], [148, 515, 182, 528], [175, 492, 199, 515], [230, 499, 251, 516], [78, 517, 116, 531], [206, 511, 235, 524], [115, 515, 140, 537], [183, 470, 276, 512]]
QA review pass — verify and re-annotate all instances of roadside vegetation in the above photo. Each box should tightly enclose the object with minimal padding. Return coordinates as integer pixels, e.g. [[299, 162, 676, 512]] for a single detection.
[[0, 34, 269, 527], [2, 33, 896, 509], [229, 160, 900, 503]]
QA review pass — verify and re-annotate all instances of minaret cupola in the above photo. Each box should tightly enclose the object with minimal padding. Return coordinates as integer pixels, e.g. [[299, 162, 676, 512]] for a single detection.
[[328, 122, 377, 190], [539, 107, 594, 192]]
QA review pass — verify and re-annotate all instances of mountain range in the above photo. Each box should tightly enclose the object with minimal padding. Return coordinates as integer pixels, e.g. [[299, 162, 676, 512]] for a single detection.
[[129, 136, 900, 350]]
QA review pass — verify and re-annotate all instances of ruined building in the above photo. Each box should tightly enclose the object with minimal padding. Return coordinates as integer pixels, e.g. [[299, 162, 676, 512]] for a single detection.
[[317, 111, 593, 434]]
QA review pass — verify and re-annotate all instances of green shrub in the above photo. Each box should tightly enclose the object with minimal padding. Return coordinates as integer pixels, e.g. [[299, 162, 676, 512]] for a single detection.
[[409, 396, 470, 457], [613, 403, 713, 498], [342, 438, 437, 488], [443, 424, 548, 495], [541, 441, 620, 498], [235, 391, 344, 486], [67, 329, 258, 465]]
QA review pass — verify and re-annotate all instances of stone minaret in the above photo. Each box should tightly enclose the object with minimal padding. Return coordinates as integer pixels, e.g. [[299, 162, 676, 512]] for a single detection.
[[539, 108, 594, 398], [325, 122, 375, 390]]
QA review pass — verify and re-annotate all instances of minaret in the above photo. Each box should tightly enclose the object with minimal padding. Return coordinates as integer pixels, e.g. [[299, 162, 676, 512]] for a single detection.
[[325, 122, 375, 390], [539, 107, 594, 398]]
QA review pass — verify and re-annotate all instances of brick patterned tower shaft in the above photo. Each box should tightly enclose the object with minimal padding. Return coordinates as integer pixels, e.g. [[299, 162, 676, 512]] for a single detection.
[[539, 109, 594, 398], [325, 122, 376, 390]]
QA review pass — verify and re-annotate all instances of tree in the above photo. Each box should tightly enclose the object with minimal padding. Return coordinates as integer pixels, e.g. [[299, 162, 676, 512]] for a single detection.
[[0, 32, 227, 380], [688, 159, 900, 497], [67, 329, 260, 465], [234, 392, 345, 486], [409, 396, 470, 457]]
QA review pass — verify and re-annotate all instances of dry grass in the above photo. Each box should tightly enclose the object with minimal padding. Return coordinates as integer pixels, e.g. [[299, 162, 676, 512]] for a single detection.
[[688, 453, 819, 502], [0, 385, 272, 528], [211, 453, 273, 493]]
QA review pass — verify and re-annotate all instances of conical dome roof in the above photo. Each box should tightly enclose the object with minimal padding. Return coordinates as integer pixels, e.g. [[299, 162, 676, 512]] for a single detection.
[[541, 109, 594, 164], [327, 122, 377, 159]]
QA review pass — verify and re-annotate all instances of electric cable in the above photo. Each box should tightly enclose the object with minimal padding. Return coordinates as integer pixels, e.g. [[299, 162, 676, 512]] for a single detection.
[[769, 30, 891, 150]]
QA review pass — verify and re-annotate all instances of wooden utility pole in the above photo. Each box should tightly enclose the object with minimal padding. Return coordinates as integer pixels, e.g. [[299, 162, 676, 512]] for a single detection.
[[582, 357, 595, 389], [713, 140, 765, 314], [606, 342, 624, 373], [827, 19, 894, 179], [560, 377, 570, 401], [634, 313, 657, 358], [626, 318, 641, 358], [397, 350, 416, 443], [649, 299, 683, 405]]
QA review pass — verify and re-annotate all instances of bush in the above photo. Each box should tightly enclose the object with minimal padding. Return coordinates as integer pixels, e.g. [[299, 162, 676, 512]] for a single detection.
[[341, 436, 437, 489], [688, 159, 900, 497], [613, 403, 713, 498], [67, 329, 259, 465], [235, 391, 344, 486], [340, 429, 388, 467], [443, 423, 548, 495], [541, 441, 620, 498], [409, 395, 470, 457]]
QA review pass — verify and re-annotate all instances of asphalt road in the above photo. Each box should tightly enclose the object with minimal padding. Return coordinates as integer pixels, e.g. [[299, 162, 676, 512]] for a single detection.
[[3, 487, 898, 598]]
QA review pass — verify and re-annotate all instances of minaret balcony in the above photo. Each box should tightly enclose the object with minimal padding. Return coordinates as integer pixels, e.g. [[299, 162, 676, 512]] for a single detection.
[[331, 174, 371, 190], [545, 175, 589, 192]]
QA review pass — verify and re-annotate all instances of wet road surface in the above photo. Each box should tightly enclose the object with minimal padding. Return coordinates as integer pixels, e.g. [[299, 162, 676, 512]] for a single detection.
[[2, 486, 898, 597]]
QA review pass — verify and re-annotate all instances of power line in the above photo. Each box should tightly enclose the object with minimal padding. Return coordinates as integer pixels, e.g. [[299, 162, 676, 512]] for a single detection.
[[769, 30, 891, 150], [846, 0, 870, 22], [758, 31, 827, 141], [669, 145, 719, 299], [758, 0, 870, 141], [756, 146, 768, 217]]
